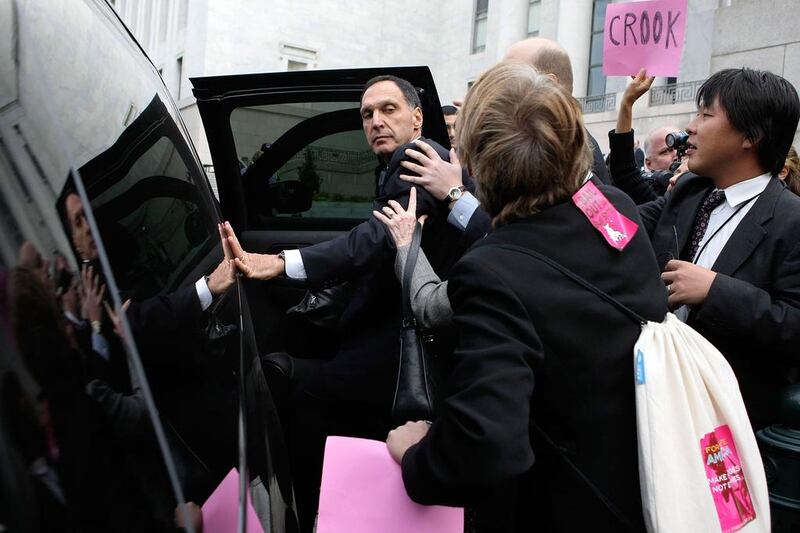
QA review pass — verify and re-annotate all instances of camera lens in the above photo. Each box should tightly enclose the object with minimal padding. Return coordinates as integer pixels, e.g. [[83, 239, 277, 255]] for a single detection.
[[665, 130, 689, 148]]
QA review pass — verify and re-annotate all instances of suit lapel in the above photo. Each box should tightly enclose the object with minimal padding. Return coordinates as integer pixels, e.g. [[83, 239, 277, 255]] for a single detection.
[[673, 178, 711, 260], [711, 178, 781, 275]]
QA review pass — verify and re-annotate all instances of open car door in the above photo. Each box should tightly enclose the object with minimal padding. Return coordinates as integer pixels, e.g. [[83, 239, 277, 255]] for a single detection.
[[191, 67, 448, 357]]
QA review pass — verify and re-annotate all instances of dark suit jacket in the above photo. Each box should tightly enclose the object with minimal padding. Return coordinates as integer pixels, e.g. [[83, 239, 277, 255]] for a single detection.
[[297, 139, 468, 414], [401, 185, 667, 532], [588, 129, 612, 185], [636, 174, 800, 428], [609, 129, 665, 204]]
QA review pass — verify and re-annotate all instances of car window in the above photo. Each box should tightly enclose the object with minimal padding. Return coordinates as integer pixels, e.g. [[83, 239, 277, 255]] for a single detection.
[[82, 96, 218, 300], [230, 102, 377, 221]]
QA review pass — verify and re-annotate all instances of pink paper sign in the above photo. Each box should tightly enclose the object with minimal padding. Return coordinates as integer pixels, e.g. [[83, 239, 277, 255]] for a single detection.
[[572, 180, 638, 251], [201, 468, 264, 533], [317, 436, 464, 533], [700, 425, 756, 533], [603, 0, 688, 76]]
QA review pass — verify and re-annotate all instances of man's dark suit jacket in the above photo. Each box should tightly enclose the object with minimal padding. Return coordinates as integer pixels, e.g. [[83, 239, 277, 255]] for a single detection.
[[587, 129, 612, 185], [401, 184, 667, 532], [631, 174, 800, 429], [296, 138, 467, 416]]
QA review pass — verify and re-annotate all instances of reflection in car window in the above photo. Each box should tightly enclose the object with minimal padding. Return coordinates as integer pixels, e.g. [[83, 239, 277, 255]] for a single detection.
[[79, 96, 216, 299], [231, 102, 377, 219], [93, 137, 213, 298]]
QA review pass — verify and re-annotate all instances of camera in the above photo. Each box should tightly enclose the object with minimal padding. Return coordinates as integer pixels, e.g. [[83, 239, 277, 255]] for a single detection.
[[665, 130, 690, 172]]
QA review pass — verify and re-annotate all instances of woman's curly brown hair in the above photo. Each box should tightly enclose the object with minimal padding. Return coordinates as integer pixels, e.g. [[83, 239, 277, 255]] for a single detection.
[[456, 62, 592, 227]]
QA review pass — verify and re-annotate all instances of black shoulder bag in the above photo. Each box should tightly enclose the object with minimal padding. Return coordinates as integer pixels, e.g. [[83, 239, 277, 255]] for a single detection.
[[391, 222, 437, 425]]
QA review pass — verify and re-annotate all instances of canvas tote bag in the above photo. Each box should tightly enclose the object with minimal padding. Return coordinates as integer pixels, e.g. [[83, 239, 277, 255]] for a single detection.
[[635, 313, 770, 533]]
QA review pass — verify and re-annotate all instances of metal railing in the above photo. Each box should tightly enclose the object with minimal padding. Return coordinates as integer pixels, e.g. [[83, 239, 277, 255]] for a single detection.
[[577, 93, 617, 114], [649, 80, 705, 107]]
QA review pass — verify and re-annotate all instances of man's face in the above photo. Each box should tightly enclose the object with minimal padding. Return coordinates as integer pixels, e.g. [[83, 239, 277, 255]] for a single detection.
[[65, 193, 98, 261], [361, 81, 422, 160], [444, 114, 457, 149], [645, 129, 677, 171], [685, 98, 749, 179]]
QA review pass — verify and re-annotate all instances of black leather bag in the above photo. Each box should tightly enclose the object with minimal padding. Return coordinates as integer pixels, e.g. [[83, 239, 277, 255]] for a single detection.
[[391, 222, 436, 425], [285, 282, 353, 330]]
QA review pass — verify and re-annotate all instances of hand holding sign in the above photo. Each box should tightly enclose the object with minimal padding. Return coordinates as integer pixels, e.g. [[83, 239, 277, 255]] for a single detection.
[[604, 0, 688, 77], [622, 69, 656, 107]]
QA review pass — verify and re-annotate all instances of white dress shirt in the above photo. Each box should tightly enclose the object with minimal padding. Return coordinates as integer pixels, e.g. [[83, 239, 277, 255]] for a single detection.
[[675, 172, 771, 321]]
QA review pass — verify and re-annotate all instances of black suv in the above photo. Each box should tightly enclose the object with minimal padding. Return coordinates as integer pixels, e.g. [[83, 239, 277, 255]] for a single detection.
[[0, 2, 448, 532]]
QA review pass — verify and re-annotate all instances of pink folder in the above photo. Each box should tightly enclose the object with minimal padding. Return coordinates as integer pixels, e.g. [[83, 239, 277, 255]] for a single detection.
[[317, 436, 464, 533], [201, 468, 264, 533]]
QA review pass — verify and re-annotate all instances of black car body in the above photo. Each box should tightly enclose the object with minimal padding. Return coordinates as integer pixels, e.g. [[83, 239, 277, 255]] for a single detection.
[[0, 1, 448, 531]]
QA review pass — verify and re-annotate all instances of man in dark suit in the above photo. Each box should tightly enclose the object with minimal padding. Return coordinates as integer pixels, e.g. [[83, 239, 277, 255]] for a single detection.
[[618, 68, 800, 430], [226, 75, 466, 531]]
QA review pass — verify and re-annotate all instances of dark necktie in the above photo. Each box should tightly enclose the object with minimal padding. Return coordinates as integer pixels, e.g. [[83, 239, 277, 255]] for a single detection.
[[684, 189, 726, 261]]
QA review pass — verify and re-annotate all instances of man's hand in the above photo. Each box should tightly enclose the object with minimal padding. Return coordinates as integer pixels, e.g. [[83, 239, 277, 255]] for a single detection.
[[81, 264, 106, 323], [206, 223, 237, 296], [174, 501, 203, 532], [222, 221, 285, 280], [661, 260, 717, 308], [616, 69, 655, 134], [103, 299, 131, 341], [373, 187, 427, 248], [622, 68, 655, 107], [386, 420, 430, 464], [399, 140, 464, 201], [667, 159, 690, 193]]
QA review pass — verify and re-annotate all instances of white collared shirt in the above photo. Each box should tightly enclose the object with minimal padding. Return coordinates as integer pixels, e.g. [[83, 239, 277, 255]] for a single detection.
[[691, 172, 771, 268], [675, 172, 771, 321]]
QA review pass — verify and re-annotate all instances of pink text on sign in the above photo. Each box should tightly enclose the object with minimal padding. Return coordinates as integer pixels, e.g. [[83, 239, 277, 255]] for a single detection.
[[603, 0, 688, 77], [700, 425, 756, 533]]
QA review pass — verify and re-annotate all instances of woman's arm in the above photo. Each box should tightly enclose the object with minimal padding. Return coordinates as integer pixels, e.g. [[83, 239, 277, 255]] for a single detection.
[[374, 187, 453, 328]]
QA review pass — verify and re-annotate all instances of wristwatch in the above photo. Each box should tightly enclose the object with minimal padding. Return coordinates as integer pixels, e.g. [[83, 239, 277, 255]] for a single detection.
[[446, 185, 465, 202]]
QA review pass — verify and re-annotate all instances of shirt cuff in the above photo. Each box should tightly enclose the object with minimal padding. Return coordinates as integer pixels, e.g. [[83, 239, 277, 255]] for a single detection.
[[283, 249, 307, 280], [447, 192, 479, 231], [91, 332, 110, 360], [195, 277, 213, 311]]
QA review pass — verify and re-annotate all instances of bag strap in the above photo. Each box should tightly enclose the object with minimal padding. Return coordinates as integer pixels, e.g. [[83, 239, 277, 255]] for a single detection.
[[496, 243, 642, 529], [495, 244, 646, 326], [402, 222, 423, 325], [531, 422, 637, 532]]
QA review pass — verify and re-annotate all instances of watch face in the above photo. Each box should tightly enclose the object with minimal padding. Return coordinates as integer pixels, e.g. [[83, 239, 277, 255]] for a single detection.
[[448, 187, 463, 201]]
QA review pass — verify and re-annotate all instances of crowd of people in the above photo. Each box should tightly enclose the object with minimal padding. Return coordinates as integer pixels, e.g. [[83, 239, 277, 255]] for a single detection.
[[3, 32, 800, 533]]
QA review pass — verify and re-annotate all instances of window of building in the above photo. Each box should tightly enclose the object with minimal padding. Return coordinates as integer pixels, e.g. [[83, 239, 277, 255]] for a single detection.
[[176, 56, 184, 99], [527, 0, 541, 36], [279, 43, 318, 71], [472, 0, 488, 54], [587, 0, 608, 96]]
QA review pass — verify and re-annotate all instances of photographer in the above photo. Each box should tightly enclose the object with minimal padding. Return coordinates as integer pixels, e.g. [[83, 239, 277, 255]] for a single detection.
[[608, 69, 690, 204]]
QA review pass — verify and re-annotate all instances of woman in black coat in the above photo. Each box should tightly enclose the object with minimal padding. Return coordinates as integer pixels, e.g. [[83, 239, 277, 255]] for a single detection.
[[386, 62, 668, 532]]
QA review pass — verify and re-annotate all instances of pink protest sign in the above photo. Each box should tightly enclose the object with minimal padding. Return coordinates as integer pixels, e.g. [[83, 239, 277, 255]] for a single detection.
[[317, 436, 464, 533], [201, 468, 264, 533], [700, 425, 756, 533], [572, 180, 638, 251], [603, 0, 688, 77]]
